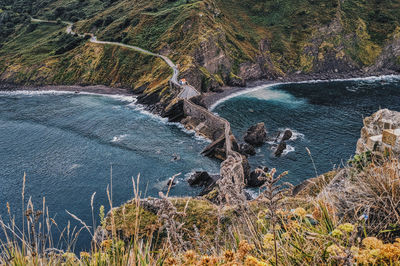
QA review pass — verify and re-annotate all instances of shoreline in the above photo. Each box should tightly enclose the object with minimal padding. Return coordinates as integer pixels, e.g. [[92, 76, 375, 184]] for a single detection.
[[203, 70, 400, 109], [0, 83, 134, 96], [2, 70, 399, 110]]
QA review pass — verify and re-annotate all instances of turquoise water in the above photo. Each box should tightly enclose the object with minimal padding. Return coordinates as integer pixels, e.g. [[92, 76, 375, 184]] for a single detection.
[[213, 76, 400, 185], [0, 91, 219, 251]]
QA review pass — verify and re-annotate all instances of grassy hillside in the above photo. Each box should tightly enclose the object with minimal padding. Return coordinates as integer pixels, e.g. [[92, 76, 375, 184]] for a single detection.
[[1, 0, 400, 103]]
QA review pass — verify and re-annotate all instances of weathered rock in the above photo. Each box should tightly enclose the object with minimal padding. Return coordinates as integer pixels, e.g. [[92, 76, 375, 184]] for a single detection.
[[282, 129, 293, 142], [275, 141, 287, 157], [188, 171, 214, 187], [246, 167, 269, 187], [187, 171, 221, 197], [190, 95, 207, 108], [239, 143, 256, 156], [243, 122, 267, 146], [162, 99, 185, 122], [356, 109, 400, 154]]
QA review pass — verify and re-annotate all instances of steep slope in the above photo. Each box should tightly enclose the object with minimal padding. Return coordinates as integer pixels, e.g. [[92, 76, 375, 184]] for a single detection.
[[1, 0, 400, 107]]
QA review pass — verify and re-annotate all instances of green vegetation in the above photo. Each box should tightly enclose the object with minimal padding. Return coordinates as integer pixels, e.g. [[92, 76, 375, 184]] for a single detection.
[[1, 0, 400, 103], [2, 155, 400, 265]]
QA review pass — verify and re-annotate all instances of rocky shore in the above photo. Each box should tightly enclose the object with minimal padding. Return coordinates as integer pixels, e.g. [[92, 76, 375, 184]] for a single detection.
[[0, 82, 133, 96], [203, 69, 400, 108]]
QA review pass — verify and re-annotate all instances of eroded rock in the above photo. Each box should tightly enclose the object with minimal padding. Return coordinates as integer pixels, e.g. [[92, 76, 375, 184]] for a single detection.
[[244, 122, 267, 146], [239, 143, 256, 156], [356, 109, 400, 154]]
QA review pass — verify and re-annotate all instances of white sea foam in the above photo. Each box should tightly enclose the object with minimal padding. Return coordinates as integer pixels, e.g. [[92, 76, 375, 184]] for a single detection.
[[69, 164, 82, 171], [210, 74, 400, 110], [282, 144, 295, 155], [111, 134, 129, 143], [277, 128, 305, 141], [0, 90, 76, 96]]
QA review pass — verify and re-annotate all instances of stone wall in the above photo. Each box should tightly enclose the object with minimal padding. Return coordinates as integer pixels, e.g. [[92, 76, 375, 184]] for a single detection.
[[182, 99, 227, 141]]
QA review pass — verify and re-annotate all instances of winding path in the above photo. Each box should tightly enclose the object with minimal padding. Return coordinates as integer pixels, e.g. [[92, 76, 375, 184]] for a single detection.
[[31, 18, 200, 99], [33, 17, 246, 201]]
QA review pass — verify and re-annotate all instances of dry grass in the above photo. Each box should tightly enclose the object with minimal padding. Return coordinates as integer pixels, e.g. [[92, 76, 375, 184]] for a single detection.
[[320, 156, 400, 239], [2, 156, 400, 265]]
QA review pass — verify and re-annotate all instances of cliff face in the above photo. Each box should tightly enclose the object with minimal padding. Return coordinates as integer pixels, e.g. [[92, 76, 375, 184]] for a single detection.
[[1, 0, 400, 104]]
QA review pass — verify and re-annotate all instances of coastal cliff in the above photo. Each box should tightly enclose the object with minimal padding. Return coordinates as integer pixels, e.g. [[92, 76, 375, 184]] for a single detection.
[[1, 0, 400, 109]]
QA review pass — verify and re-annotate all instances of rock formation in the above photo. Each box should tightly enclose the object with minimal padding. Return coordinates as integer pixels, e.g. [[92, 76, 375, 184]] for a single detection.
[[243, 122, 267, 146], [239, 143, 256, 156], [356, 109, 400, 155]]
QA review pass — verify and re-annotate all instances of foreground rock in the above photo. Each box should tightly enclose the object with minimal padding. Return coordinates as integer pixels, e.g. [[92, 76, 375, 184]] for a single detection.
[[243, 122, 267, 146], [356, 109, 400, 155]]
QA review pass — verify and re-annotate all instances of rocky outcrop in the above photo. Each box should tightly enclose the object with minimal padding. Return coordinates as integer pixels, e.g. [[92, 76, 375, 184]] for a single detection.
[[356, 109, 400, 154], [370, 34, 400, 73], [281, 129, 293, 142], [243, 122, 267, 146], [239, 143, 256, 156], [275, 129, 292, 157], [188, 171, 221, 196], [275, 141, 287, 157]]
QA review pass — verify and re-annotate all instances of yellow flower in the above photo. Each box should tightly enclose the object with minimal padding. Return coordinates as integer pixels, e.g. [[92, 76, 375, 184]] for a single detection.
[[331, 229, 343, 237], [80, 252, 90, 259], [293, 207, 307, 218], [164, 257, 178, 266], [237, 240, 254, 260], [183, 250, 197, 263], [281, 232, 290, 240], [244, 255, 270, 266], [338, 223, 355, 233], [276, 208, 287, 216], [263, 233, 275, 248], [369, 249, 381, 257], [199, 255, 218, 265], [224, 250, 235, 262], [362, 237, 384, 250], [100, 239, 112, 250], [326, 244, 346, 257]]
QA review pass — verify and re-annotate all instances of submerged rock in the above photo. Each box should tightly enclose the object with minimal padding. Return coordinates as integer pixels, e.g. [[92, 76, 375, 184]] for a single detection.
[[243, 122, 267, 146], [275, 141, 287, 157]]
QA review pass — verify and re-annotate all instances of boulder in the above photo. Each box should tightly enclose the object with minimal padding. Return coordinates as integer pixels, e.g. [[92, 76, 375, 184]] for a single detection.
[[275, 141, 287, 157], [239, 143, 256, 156], [187, 171, 221, 196], [281, 129, 293, 142], [243, 122, 267, 146], [188, 171, 213, 187]]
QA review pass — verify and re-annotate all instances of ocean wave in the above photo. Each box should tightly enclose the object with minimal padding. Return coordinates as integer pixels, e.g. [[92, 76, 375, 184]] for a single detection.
[[0, 90, 76, 96], [210, 74, 400, 110], [111, 134, 129, 143], [171, 123, 212, 143], [282, 144, 295, 155], [277, 128, 305, 141], [210, 83, 277, 110]]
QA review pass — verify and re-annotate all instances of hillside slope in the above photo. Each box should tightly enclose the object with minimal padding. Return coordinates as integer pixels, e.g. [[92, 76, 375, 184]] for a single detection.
[[1, 0, 400, 106]]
